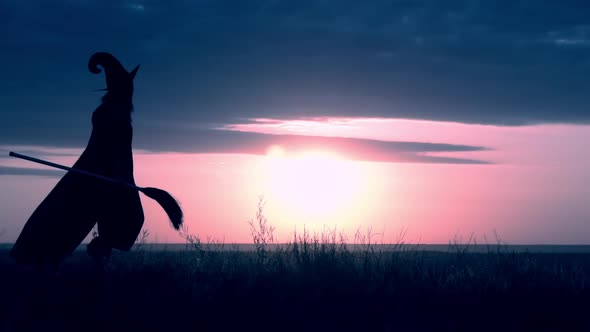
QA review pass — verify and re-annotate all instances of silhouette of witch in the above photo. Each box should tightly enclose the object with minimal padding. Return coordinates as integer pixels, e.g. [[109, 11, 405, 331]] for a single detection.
[[10, 52, 182, 267]]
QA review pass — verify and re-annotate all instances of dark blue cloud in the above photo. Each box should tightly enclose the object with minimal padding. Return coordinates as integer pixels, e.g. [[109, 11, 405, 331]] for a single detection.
[[0, 166, 62, 177], [2, 125, 490, 164], [133, 127, 491, 164], [1, 0, 588, 153]]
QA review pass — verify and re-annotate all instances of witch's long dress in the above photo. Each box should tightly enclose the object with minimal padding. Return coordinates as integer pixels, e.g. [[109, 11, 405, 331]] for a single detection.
[[10, 102, 144, 266]]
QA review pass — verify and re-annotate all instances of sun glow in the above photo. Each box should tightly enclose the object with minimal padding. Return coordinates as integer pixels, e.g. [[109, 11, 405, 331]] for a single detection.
[[263, 146, 366, 221]]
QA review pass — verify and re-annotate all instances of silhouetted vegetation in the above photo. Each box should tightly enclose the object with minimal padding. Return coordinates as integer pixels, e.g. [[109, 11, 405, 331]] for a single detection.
[[1, 204, 589, 331]]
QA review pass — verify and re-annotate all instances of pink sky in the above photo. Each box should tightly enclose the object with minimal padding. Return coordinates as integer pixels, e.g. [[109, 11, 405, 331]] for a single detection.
[[2, 118, 590, 244]]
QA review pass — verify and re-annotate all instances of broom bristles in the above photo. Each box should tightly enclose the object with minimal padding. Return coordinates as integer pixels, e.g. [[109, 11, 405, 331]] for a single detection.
[[8, 152, 184, 230], [140, 187, 183, 230]]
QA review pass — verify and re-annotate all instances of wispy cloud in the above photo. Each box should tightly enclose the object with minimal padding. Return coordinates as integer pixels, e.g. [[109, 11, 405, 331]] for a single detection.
[[546, 25, 590, 47], [0, 145, 82, 160], [135, 126, 491, 164], [125, 2, 145, 13], [0, 166, 62, 177], [1, 120, 491, 165]]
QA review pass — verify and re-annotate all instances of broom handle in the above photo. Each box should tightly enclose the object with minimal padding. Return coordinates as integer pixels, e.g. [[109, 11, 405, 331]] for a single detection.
[[9, 151, 142, 191]]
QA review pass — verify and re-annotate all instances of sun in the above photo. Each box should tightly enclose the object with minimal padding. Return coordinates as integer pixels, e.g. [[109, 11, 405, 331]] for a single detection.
[[263, 146, 365, 220]]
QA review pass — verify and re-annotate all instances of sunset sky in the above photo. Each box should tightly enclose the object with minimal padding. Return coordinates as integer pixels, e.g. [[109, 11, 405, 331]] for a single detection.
[[1, 1, 590, 244]]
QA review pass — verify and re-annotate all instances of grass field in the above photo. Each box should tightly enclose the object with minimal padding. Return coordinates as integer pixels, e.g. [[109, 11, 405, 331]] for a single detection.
[[1, 225, 590, 331], [0, 204, 588, 331]]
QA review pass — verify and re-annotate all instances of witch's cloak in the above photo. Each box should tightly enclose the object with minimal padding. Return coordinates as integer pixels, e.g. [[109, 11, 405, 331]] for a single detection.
[[11, 53, 144, 266]]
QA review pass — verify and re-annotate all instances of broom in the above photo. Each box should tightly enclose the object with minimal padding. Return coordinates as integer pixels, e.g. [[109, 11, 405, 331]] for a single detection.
[[9, 151, 183, 230]]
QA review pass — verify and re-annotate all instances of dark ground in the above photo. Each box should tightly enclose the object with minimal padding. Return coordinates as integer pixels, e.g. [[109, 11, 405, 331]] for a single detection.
[[1, 245, 589, 332]]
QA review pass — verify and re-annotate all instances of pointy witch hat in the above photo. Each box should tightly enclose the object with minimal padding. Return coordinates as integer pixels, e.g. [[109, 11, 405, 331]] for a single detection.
[[88, 52, 139, 96]]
